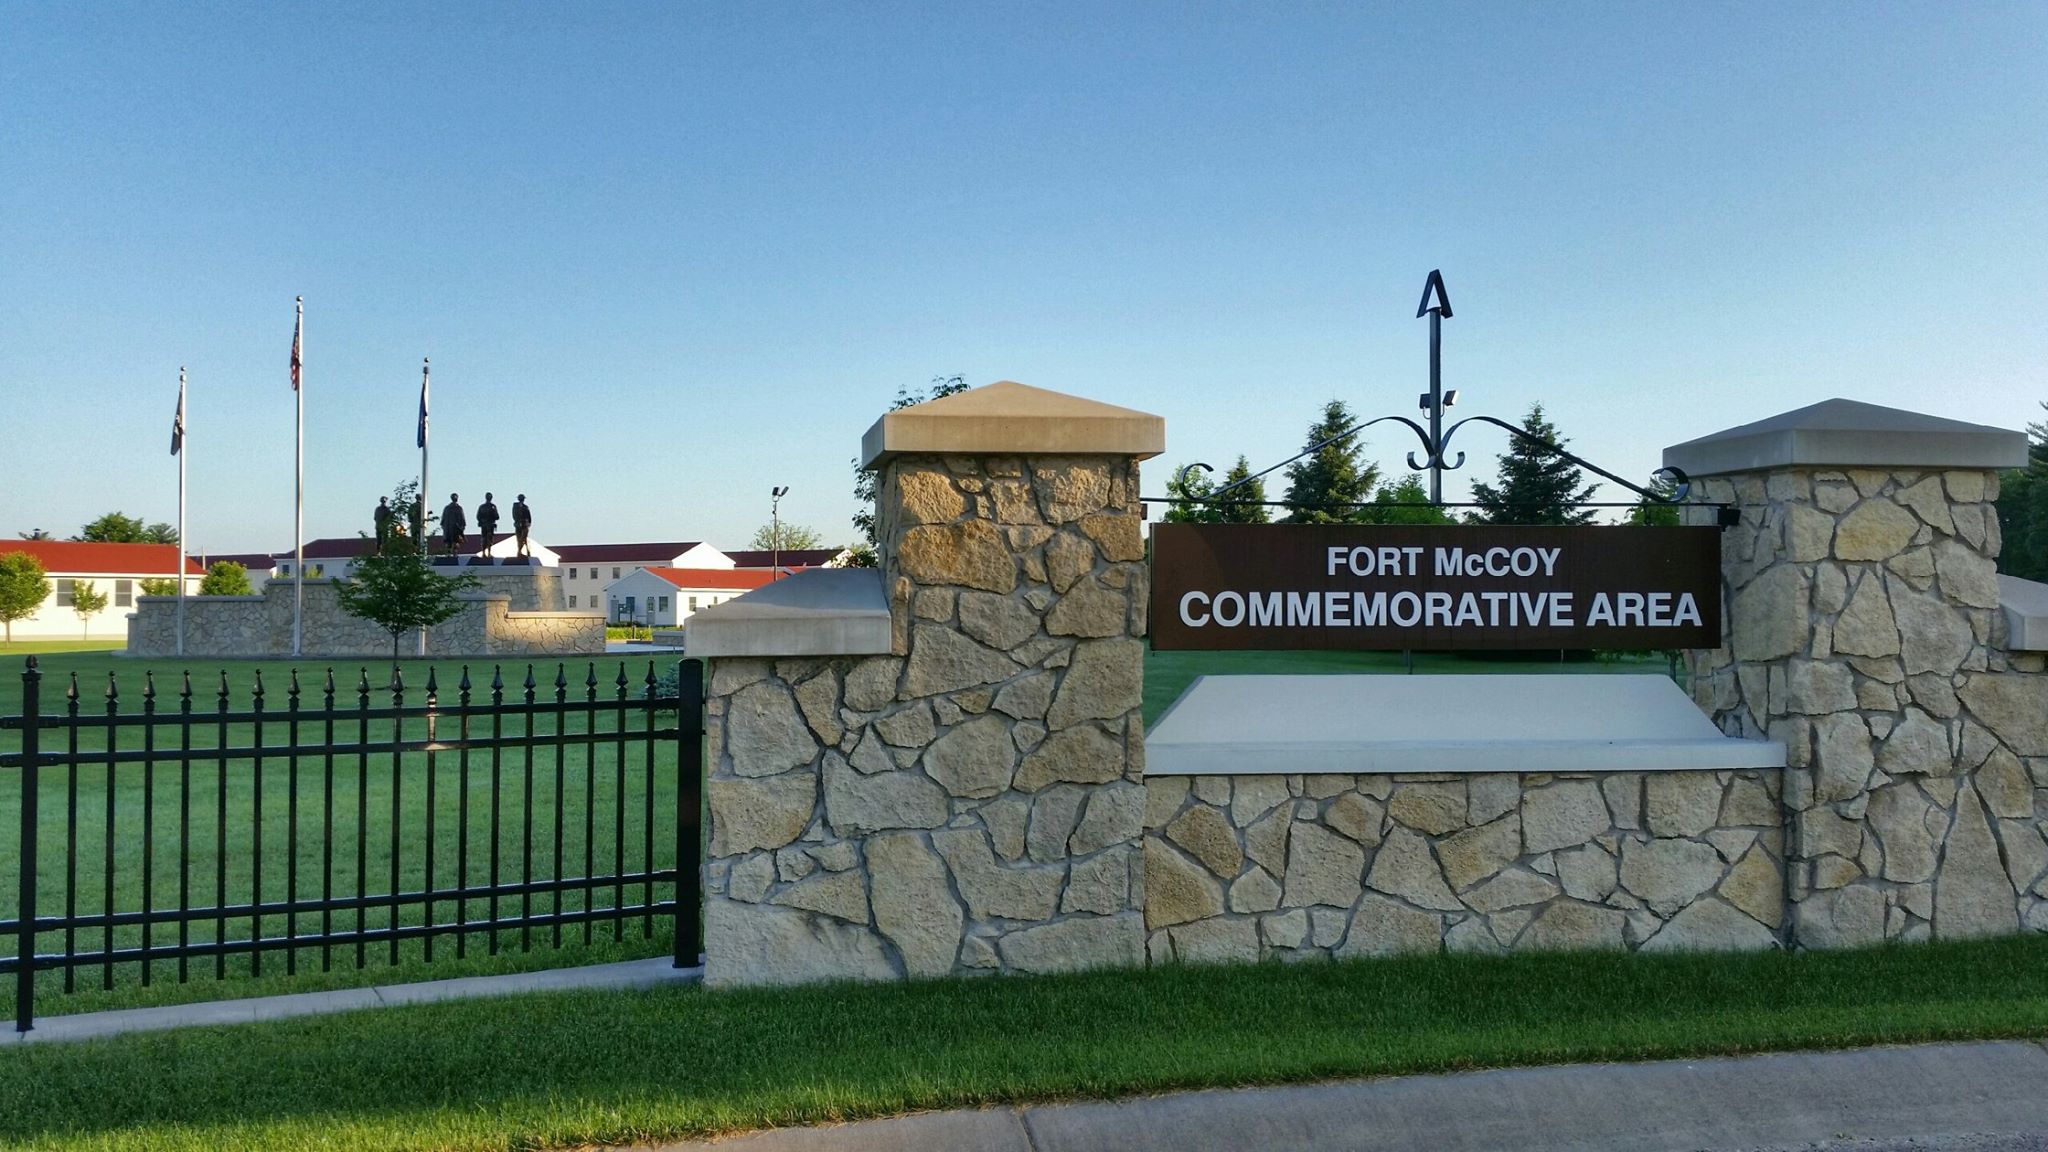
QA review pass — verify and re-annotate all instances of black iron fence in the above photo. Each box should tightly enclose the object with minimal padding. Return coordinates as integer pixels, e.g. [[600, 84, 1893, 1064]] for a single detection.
[[2, 656, 705, 1033]]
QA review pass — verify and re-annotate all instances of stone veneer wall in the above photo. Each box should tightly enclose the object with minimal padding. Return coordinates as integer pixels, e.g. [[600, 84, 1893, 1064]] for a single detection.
[[1142, 769, 1785, 959], [1686, 466, 2048, 945], [129, 575, 601, 658], [700, 453, 1150, 985]]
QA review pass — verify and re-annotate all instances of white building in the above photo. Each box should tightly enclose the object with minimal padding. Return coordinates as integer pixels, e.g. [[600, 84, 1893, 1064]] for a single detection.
[[0, 541, 201, 640], [553, 542, 732, 614], [602, 567, 780, 626]]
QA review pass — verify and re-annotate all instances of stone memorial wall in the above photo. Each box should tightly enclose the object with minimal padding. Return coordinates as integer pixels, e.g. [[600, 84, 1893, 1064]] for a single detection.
[[1141, 769, 1784, 960], [695, 387, 2047, 987], [699, 448, 1152, 985], [1682, 457, 2048, 945], [127, 570, 602, 658]]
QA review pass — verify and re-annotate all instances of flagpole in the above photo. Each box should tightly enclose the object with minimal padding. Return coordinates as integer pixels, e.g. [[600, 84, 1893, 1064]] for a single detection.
[[292, 296, 304, 659], [176, 367, 187, 658], [418, 356, 429, 658]]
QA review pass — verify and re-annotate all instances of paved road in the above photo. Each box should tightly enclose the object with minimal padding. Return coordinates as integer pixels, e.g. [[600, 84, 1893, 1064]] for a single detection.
[[645, 1040, 2048, 1152]]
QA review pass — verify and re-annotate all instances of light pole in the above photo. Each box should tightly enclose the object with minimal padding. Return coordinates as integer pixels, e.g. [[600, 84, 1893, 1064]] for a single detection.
[[770, 486, 789, 581]]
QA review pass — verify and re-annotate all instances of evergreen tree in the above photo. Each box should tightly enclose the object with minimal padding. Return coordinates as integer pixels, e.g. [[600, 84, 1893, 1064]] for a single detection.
[[1162, 456, 1270, 525], [1362, 474, 1455, 525], [1626, 472, 1684, 526], [1469, 403, 1598, 525], [1994, 402, 2048, 582], [1211, 456, 1270, 524], [1161, 463, 1220, 524], [0, 551, 50, 641], [1282, 400, 1377, 524]]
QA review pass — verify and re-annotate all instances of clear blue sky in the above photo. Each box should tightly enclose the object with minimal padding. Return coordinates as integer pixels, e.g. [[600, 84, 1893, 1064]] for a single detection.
[[3, 3, 2043, 554]]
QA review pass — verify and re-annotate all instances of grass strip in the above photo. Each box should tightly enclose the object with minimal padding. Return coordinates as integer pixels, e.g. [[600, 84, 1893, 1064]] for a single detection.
[[1, 935, 2046, 1152]]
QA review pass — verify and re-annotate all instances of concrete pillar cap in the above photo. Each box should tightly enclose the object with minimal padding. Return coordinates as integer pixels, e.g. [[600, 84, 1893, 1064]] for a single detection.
[[860, 380, 1165, 469], [1662, 398, 2027, 477]]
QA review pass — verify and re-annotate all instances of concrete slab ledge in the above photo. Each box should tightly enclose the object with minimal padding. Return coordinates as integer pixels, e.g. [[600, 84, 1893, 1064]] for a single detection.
[[2, 956, 701, 1045], [685, 569, 893, 659], [1999, 574, 2048, 652], [1146, 674, 1786, 776]]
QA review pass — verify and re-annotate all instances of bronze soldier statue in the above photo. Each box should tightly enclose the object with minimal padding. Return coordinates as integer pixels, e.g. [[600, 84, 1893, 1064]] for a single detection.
[[512, 494, 532, 558], [442, 494, 467, 555], [475, 492, 500, 557], [373, 497, 393, 554]]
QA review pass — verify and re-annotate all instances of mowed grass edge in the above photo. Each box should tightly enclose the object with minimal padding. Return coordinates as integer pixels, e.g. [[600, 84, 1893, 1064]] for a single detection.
[[1, 935, 2046, 1152]]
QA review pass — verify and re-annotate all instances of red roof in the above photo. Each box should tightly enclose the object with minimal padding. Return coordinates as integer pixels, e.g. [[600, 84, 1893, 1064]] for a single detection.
[[642, 567, 785, 591], [553, 541, 706, 563], [0, 542, 204, 575]]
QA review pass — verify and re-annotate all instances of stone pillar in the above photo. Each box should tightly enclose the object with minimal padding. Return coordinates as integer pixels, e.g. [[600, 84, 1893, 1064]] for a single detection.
[[1666, 399, 2043, 946], [692, 380, 1163, 985]]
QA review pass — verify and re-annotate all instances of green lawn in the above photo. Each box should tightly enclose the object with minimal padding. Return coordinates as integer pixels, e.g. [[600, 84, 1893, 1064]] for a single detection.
[[0, 640, 125, 657], [2, 936, 2047, 1152], [1, 649, 690, 1022]]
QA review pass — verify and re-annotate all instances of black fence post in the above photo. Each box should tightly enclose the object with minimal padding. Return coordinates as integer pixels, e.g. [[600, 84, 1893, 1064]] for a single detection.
[[16, 657, 41, 1032], [674, 658, 703, 968]]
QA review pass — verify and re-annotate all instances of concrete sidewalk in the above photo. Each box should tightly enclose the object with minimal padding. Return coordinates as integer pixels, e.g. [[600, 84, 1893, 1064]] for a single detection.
[[2, 956, 701, 1045], [644, 1040, 2048, 1152]]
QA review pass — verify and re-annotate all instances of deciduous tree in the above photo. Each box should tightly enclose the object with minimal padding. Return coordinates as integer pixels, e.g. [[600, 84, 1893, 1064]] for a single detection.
[[70, 579, 108, 638], [198, 562, 255, 596], [1362, 475, 1455, 525], [849, 374, 970, 563], [0, 551, 50, 641], [74, 512, 177, 544], [749, 522, 825, 552], [1995, 402, 2048, 582], [334, 534, 478, 663]]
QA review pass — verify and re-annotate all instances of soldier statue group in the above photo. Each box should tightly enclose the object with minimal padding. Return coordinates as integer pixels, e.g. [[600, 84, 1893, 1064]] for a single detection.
[[373, 492, 533, 559]]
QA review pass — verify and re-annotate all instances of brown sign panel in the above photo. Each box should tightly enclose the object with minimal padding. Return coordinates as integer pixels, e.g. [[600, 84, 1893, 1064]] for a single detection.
[[1149, 524, 1720, 651]]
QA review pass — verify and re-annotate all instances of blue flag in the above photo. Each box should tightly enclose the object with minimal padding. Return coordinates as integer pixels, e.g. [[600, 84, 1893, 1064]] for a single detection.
[[416, 361, 429, 449]]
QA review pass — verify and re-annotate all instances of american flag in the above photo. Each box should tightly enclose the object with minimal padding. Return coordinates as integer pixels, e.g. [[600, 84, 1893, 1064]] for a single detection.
[[290, 301, 302, 391], [417, 360, 430, 449]]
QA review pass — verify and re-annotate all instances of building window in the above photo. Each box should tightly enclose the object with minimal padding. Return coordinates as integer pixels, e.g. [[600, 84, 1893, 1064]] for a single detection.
[[688, 596, 698, 611], [115, 580, 133, 607], [55, 579, 74, 606], [568, 595, 578, 608], [612, 566, 621, 579], [568, 568, 577, 580], [657, 595, 669, 612]]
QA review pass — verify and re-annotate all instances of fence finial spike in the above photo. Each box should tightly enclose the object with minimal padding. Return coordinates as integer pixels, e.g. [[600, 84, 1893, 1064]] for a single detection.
[[289, 669, 302, 699], [552, 664, 566, 690], [144, 670, 157, 702], [217, 669, 230, 702], [459, 666, 472, 696], [390, 666, 404, 696], [615, 663, 629, 691], [67, 672, 80, 703], [251, 669, 264, 700], [424, 666, 439, 698], [357, 667, 372, 696], [180, 670, 192, 700], [105, 669, 118, 702], [323, 668, 336, 696], [585, 663, 599, 691]]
